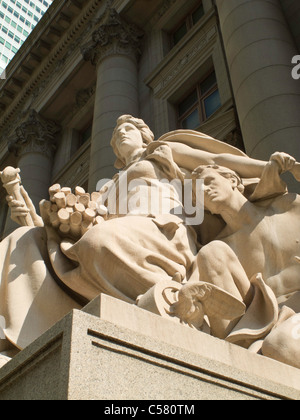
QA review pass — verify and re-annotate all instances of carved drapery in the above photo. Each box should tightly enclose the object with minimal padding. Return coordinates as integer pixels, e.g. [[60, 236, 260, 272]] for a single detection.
[[81, 8, 144, 66], [8, 110, 60, 159]]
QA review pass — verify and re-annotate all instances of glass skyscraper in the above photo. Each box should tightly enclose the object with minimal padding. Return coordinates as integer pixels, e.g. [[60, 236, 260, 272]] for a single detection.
[[0, 0, 54, 75]]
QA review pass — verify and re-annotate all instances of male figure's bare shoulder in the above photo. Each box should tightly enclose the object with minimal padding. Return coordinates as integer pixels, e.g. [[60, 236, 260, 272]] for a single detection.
[[270, 192, 300, 213]]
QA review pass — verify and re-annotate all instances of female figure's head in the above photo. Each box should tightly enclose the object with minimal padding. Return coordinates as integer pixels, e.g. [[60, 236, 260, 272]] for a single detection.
[[111, 115, 154, 167]]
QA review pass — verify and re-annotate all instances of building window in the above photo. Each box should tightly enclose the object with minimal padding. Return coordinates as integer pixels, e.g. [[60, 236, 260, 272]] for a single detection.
[[70, 122, 93, 157], [171, 3, 205, 46], [79, 124, 92, 148], [177, 71, 221, 130], [1, 55, 8, 64]]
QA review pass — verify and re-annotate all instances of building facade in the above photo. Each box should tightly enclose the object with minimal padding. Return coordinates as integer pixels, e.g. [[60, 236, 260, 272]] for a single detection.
[[0, 0, 299, 239], [0, 0, 54, 75]]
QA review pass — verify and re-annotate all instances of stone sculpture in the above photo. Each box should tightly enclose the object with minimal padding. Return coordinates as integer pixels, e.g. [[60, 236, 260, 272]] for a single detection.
[[0, 114, 300, 370], [173, 161, 300, 368]]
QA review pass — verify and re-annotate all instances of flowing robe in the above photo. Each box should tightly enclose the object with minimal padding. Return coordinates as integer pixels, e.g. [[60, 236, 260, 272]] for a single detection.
[[0, 142, 198, 350]]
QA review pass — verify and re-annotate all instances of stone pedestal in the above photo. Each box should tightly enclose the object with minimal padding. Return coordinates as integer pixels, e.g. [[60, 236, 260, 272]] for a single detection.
[[0, 294, 299, 400]]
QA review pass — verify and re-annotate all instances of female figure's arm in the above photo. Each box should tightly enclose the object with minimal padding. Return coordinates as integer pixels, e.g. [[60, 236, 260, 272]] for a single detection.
[[168, 142, 266, 178]]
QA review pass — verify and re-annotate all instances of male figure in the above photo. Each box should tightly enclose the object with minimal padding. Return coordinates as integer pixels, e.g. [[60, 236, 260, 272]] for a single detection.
[[183, 154, 300, 368]]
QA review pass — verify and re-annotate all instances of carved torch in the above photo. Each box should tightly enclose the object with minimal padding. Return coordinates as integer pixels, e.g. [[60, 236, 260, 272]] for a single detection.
[[0, 166, 34, 226]]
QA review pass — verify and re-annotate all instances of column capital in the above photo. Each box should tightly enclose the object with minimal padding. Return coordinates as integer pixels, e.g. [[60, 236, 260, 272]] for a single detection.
[[81, 8, 144, 66], [8, 110, 60, 159]]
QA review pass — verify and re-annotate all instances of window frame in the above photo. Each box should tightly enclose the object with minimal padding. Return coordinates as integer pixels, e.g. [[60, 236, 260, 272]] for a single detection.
[[177, 70, 221, 130], [171, 2, 205, 47], [78, 122, 93, 149]]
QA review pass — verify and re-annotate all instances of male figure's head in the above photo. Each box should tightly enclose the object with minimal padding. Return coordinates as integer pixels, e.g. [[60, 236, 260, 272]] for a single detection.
[[191, 165, 245, 214]]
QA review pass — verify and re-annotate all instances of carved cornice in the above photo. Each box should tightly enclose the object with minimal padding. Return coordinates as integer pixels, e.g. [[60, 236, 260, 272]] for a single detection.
[[145, 18, 217, 100], [149, 0, 177, 27], [8, 110, 60, 159], [75, 84, 96, 109], [81, 8, 144, 66], [0, 0, 103, 134]]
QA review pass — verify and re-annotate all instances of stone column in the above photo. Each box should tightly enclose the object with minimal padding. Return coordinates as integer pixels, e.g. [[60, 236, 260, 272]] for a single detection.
[[82, 8, 143, 190], [7, 110, 60, 212], [215, 0, 300, 165]]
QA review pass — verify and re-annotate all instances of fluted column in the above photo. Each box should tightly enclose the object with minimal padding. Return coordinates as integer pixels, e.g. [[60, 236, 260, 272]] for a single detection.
[[82, 8, 143, 190], [216, 0, 300, 170], [7, 110, 60, 211]]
